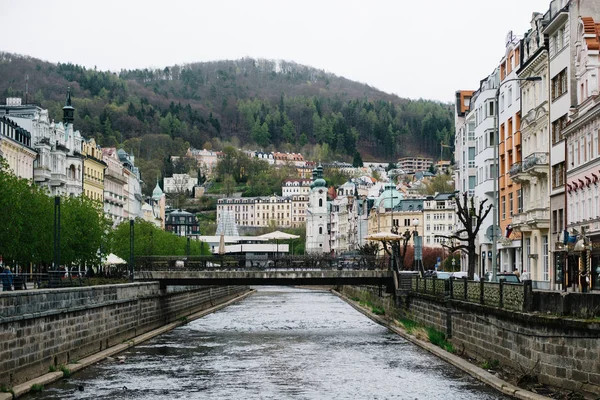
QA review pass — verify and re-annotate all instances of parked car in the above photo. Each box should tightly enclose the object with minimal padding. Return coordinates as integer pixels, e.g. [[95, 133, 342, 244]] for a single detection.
[[485, 272, 521, 283], [451, 271, 480, 281], [432, 271, 452, 280]]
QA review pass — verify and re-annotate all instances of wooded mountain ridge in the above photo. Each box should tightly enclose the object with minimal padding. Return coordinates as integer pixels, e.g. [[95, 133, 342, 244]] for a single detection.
[[0, 52, 454, 166]]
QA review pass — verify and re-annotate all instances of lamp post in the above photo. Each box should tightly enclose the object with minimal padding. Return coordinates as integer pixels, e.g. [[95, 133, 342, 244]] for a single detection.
[[412, 218, 423, 274], [129, 218, 134, 282], [492, 76, 542, 282]]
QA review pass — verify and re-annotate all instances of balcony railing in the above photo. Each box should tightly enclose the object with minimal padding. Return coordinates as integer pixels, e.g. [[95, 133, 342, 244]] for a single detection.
[[509, 162, 522, 177], [522, 152, 549, 172]]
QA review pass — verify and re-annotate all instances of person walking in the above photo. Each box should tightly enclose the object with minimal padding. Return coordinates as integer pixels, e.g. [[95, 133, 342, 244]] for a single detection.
[[1, 265, 13, 291]]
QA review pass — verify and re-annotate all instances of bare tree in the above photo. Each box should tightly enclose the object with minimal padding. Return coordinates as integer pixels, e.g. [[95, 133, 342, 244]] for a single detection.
[[435, 192, 492, 279]]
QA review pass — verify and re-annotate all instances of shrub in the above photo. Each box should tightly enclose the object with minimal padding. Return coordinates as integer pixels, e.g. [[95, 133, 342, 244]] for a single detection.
[[60, 364, 71, 378], [30, 384, 44, 393]]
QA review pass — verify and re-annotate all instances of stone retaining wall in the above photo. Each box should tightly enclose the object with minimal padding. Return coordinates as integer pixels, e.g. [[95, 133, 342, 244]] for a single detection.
[[0, 283, 248, 387], [401, 292, 600, 395]]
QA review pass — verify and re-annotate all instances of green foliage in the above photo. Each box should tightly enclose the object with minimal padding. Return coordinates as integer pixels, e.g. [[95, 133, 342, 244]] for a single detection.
[[48, 365, 57, 373], [0, 54, 453, 170], [419, 172, 455, 195], [0, 384, 13, 394], [481, 359, 500, 370], [109, 219, 211, 260], [352, 151, 363, 167], [426, 327, 454, 353], [371, 306, 385, 315], [0, 159, 111, 268], [60, 364, 71, 378], [398, 317, 419, 334], [30, 384, 44, 393]]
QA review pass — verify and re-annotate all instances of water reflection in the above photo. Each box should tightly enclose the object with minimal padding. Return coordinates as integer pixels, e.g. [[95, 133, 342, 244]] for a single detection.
[[25, 287, 509, 399]]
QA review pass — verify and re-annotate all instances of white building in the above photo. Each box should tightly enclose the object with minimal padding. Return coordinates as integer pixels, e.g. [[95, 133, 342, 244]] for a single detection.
[[513, 12, 551, 286], [118, 149, 143, 220], [102, 148, 127, 227], [164, 173, 196, 194], [422, 193, 457, 249], [329, 182, 359, 254], [0, 93, 83, 197]]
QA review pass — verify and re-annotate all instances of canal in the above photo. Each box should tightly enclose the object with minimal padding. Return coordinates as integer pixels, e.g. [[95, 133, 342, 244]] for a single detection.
[[25, 287, 509, 399]]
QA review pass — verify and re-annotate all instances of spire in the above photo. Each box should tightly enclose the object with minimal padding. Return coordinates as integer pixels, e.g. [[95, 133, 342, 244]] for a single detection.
[[63, 87, 75, 125]]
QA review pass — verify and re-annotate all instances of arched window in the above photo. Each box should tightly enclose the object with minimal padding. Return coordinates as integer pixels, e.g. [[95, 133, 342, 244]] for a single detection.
[[319, 198, 323, 207], [319, 227, 323, 235]]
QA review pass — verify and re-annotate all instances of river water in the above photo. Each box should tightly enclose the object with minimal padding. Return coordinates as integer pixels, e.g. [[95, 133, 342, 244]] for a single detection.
[[25, 287, 509, 399]]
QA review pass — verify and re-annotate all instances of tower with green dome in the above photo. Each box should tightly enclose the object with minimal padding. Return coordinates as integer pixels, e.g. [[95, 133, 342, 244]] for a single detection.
[[306, 164, 329, 253]]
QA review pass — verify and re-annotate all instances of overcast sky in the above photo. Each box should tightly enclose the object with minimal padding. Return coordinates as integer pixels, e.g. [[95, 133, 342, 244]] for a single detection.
[[2, 0, 551, 103]]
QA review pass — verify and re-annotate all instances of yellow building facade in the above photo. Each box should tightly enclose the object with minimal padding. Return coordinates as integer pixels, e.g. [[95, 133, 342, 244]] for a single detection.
[[81, 138, 106, 203]]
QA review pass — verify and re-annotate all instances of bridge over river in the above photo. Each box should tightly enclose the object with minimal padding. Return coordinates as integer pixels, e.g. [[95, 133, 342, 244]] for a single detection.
[[133, 255, 396, 289]]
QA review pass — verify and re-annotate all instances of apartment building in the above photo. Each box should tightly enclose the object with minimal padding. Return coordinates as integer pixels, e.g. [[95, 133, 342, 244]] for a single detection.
[[563, 14, 600, 291], [498, 32, 524, 273], [513, 12, 551, 286], [397, 157, 433, 174], [0, 116, 36, 180], [81, 138, 106, 203]]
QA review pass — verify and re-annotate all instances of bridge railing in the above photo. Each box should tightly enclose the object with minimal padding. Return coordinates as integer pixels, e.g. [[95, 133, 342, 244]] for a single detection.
[[135, 254, 388, 272]]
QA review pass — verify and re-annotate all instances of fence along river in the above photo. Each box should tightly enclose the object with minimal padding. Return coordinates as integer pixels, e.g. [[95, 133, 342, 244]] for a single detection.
[[24, 287, 509, 399]]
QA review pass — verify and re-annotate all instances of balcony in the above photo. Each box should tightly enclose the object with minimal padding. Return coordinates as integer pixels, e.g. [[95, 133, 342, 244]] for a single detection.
[[33, 166, 51, 182], [522, 152, 549, 176], [50, 173, 66, 187], [512, 207, 550, 231], [105, 168, 127, 183]]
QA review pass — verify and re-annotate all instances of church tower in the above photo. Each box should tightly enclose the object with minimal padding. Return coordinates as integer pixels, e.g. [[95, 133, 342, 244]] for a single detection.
[[63, 87, 75, 125], [305, 164, 329, 254]]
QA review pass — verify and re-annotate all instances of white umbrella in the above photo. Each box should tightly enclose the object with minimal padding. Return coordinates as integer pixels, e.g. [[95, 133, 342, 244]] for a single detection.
[[260, 231, 300, 257], [259, 231, 300, 240], [105, 253, 126, 265], [365, 232, 404, 242]]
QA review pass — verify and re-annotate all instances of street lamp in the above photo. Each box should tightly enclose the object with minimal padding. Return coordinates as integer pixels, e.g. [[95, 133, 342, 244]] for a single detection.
[[129, 218, 134, 282], [492, 76, 542, 282], [412, 218, 423, 274]]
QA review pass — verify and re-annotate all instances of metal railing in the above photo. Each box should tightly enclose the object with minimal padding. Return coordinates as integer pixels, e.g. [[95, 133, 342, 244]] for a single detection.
[[135, 254, 388, 272], [408, 276, 533, 312]]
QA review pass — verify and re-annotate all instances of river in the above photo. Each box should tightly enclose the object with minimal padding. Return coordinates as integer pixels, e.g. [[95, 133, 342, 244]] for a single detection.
[[25, 287, 510, 399]]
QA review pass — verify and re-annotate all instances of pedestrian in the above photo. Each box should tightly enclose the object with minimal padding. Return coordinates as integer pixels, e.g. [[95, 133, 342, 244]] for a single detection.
[[1, 265, 13, 291]]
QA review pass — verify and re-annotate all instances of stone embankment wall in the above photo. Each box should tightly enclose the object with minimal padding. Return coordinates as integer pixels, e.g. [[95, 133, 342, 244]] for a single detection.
[[0, 283, 248, 387], [403, 293, 600, 395]]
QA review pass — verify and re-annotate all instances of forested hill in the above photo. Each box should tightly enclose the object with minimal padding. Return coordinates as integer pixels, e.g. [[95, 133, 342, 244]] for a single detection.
[[0, 52, 454, 163]]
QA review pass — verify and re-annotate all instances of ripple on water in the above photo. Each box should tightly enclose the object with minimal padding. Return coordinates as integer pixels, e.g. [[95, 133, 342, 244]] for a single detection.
[[23, 287, 511, 400]]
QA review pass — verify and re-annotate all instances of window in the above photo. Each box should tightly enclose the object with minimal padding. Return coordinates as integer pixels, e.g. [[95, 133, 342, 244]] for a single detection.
[[517, 189, 523, 213], [552, 115, 567, 144], [552, 162, 565, 189], [551, 69, 568, 101], [501, 196, 506, 220], [509, 192, 514, 217], [319, 227, 323, 235], [487, 101, 495, 118], [319, 198, 323, 207]]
